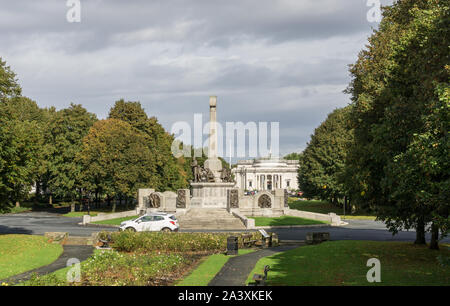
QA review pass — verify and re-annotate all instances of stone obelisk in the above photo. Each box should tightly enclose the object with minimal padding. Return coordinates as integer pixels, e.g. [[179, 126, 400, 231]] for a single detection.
[[204, 96, 223, 181]]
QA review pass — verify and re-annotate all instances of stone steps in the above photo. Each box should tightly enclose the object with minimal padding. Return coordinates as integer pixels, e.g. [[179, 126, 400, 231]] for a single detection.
[[177, 209, 246, 230], [64, 236, 93, 246]]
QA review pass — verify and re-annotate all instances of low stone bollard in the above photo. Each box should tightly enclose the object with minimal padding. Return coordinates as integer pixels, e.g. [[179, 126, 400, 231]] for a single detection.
[[306, 232, 330, 245], [269, 233, 279, 247], [226, 236, 238, 255]]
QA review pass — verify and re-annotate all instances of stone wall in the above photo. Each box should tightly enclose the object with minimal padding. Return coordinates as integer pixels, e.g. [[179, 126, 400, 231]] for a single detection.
[[82, 209, 140, 225], [284, 208, 342, 225]]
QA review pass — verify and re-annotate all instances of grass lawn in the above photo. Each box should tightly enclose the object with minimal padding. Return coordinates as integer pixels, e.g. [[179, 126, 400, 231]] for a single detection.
[[247, 241, 450, 286], [176, 249, 257, 286], [249, 216, 328, 227], [1, 206, 32, 214], [63, 206, 133, 218], [91, 215, 138, 225], [288, 198, 376, 220], [63, 211, 99, 217], [0, 235, 63, 280], [17, 249, 104, 286]]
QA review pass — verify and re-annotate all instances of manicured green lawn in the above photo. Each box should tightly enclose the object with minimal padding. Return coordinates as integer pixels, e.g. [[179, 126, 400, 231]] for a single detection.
[[176, 249, 257, 286], [63, 211, 99, 217], [92, 215, 138, 225], [249, 216, 328, 227], [288, 198, 376, 220], [247, 241, 450, 286], [0, 235, 63, 280], [63, 206, 132, 218]]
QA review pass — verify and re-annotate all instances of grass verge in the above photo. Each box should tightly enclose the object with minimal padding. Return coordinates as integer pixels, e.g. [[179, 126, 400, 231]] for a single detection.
[[288, 198, 376, 220], [92, 215, 138, 225], [0, 234, 63, 280], [249, 216, 328, 227], [176, 249, 257, 286], [246, 241, 450, 286]]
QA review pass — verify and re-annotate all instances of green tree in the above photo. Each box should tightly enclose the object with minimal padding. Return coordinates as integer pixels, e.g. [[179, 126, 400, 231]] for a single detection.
[[0, 57, 21, 101], [108, 99, 187, 190], [284, 152, 302, 161], [43, 104, 97, 202], [78, 119, 158, 207], [0, 98, 43, 211], [298, 107, 353, 204], [345, 0, 449, 248]]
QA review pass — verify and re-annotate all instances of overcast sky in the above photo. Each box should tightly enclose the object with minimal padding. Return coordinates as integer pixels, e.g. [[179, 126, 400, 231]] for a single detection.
[[0, 0, 393, 159]]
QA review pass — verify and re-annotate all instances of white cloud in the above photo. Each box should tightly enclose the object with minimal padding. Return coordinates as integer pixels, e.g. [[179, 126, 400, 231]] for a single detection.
[[0, 0, 393, 157]]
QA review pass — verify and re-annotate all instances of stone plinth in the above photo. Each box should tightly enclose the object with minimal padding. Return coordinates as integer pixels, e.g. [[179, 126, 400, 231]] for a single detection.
[[190, 182, 236, 208]]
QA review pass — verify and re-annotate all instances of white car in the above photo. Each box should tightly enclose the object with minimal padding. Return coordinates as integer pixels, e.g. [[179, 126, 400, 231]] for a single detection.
[[119, 213, 179, 232]]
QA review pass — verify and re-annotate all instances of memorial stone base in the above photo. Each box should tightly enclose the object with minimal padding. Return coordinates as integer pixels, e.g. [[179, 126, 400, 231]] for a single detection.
[[190, 182, 236, 208]]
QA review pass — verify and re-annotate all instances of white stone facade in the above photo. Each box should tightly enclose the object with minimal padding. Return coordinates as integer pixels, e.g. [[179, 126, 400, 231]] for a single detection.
[[232, 158, 299, 191]]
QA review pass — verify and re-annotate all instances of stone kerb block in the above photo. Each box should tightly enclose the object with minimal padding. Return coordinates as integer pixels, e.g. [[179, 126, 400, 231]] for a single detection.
[[306, 232, 330, 245]]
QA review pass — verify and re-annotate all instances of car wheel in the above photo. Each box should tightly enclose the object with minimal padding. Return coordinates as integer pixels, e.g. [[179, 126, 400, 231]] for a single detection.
[[161, 227, 172, 233], [125, 227, 136, 232]]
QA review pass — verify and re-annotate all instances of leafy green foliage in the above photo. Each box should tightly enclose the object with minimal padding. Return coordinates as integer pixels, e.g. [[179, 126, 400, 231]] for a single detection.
[[42, 104, 97, 200], [109, 231, 261, 253], [298, 107, 353, 202], [0, 98, 44, 210], [284, 152, 301, 160], [77, 119, 157, 199], [108, 99, 188, 190], [345, 0, 449, 244], [0, 57, 21, 101]]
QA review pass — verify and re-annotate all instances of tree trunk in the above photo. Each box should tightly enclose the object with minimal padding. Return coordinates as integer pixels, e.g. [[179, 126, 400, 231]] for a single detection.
[[15, 201, 20, 208], [429, 222, 439, 250], [414, 217, 426, 245], [49, 194, 53, 205], [112, 197, 116, 213], [35, 181, 41, 203]]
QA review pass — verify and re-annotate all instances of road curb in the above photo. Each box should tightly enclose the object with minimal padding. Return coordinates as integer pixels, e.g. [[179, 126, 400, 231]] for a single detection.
[[254, 224, 332, 230], [79, 222, 119, 229]]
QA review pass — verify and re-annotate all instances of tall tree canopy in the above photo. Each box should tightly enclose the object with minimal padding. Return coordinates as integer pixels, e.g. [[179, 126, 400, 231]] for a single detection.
[[40, 104, 97, 201], [345, 0, 449, 248], [0, 57, 21, 101], [0, 97, 44, 210], [298, 106, 353, 203], [77, 119, 158, 200], [108, 99, 187, 190]]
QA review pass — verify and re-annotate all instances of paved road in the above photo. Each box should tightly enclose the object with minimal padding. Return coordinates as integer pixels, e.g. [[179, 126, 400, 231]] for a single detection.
[[0, 211, 448, 243], [0, 212, 115, 236]]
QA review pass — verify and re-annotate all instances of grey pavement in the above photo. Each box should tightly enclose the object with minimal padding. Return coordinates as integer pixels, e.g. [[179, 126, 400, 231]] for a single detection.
[[0, 211, 116, 236]]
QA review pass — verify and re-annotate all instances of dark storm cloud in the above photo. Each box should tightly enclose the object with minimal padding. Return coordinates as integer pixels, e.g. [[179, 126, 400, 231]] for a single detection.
[[0, 0, 393, 157]]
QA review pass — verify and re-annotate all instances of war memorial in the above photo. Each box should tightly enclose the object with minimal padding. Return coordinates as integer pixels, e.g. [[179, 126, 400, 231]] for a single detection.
[[135, 96, 341, 229]]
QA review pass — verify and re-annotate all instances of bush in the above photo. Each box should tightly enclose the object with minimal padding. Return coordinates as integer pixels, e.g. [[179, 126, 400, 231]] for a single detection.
[[80, 250, 192, 286], [109, 231, 261, 253]]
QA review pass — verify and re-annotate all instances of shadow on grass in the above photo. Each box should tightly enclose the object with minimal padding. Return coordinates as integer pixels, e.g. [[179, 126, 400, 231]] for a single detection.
[[250, 241, 450, 286]]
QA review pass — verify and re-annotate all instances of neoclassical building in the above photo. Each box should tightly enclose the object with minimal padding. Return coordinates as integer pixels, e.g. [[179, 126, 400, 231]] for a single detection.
[[232, 158, 299, 191]]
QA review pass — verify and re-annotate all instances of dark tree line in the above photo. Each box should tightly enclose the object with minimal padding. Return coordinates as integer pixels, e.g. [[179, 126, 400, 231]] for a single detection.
[[0, 59, 193, 212], [297, 0, 449, 249]]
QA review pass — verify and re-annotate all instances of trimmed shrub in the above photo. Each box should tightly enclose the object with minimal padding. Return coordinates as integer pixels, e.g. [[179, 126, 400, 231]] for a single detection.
[[109, 231, 262, 253]]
